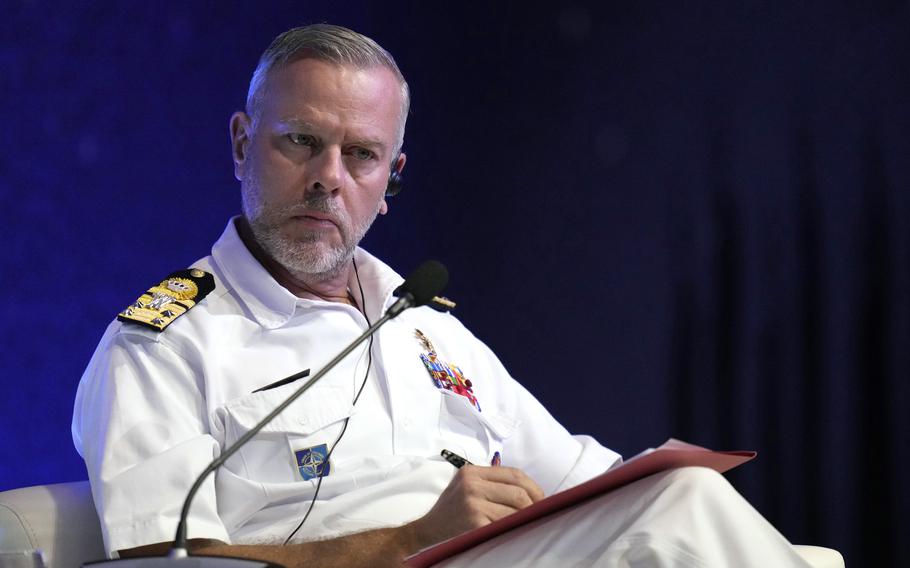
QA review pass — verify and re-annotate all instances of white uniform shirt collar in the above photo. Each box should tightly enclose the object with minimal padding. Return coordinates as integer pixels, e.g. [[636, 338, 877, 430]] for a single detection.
[[211, 217, 405, 328]]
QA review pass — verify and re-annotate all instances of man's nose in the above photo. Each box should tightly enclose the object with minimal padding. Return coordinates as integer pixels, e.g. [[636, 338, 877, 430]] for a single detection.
[[307, 147, 344, 194]]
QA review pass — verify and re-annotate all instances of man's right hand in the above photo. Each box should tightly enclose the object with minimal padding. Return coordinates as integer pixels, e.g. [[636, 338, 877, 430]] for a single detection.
[[407, 464, 545, 549], [120, 466, 545, 568]]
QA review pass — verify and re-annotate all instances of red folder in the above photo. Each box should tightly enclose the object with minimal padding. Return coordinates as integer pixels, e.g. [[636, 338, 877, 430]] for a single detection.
[[404, 439, 756, 567]]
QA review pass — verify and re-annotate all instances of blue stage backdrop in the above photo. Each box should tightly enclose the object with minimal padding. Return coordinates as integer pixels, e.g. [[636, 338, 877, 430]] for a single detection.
[[2, 2, 908, 565]]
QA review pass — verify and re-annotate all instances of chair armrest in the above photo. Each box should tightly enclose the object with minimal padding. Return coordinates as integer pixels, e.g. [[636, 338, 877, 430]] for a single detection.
[[0, 482, 106, 568], [793, 545, 845, 568]]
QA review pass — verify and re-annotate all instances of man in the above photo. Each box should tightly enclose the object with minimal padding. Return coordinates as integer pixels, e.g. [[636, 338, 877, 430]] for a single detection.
[[73, 24, 811, 567]]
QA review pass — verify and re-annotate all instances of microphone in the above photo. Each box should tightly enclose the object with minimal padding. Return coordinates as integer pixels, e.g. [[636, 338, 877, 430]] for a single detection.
[[388, 260, 449, 317], [83, 260, 449, 568]]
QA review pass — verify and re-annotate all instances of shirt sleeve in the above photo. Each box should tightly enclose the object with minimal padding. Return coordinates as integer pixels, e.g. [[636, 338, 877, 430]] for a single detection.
[[72, 324, 231, 556], [500, 376, 622, 494], [440, 316, 622, 495]]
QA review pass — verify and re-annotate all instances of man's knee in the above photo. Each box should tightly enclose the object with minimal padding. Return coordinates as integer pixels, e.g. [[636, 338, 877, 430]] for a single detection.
[[658, 466, 739, 507], [665, 466, 727, 488]]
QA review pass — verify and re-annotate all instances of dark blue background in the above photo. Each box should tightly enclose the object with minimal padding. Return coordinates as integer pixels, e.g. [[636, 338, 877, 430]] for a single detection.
[[3, 2, 908, 565]]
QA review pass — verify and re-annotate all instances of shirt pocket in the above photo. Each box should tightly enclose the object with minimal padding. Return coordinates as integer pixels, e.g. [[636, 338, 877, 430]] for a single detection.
[[436, 389, 519, 466], [216, 384, 354, 483]]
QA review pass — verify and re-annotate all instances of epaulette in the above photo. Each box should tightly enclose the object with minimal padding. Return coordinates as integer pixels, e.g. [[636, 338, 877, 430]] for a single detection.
[[117, 268, 215, 332]]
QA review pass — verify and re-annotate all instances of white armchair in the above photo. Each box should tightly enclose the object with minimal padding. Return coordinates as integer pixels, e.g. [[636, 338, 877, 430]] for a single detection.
[[0, 482, 105, 568], [0, 482, 844, 568]]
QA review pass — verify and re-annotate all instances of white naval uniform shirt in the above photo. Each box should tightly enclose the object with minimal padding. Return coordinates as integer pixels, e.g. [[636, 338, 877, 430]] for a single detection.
[[72, 218, 621, 556]]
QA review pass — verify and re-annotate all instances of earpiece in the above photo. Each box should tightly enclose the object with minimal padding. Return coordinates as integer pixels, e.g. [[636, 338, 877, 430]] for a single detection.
[[385, 155, 404, 197]]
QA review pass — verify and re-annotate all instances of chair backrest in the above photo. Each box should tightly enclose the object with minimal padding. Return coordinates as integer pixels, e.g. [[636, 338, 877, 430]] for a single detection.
[[0, 482, 106, 568]]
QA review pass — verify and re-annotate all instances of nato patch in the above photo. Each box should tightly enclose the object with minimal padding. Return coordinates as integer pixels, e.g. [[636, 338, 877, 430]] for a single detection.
[[295, 444, 331, 481]]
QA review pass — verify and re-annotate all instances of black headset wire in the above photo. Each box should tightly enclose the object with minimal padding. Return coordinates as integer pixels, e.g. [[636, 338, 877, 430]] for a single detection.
[[283, 256, 374, 545]]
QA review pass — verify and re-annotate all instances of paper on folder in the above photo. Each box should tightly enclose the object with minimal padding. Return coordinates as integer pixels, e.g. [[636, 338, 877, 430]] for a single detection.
[[404, 438, 756, 567]]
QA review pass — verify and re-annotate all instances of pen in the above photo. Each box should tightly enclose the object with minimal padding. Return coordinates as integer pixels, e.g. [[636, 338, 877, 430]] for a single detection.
[[441, 449, 473, 468], [252, 369, 311, 393]]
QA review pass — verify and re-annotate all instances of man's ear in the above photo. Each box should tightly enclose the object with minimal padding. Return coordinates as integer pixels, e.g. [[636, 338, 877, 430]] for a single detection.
[[229, 112, 253, 181], [394, 152, 407, 175], [379, 152, 407, 215]]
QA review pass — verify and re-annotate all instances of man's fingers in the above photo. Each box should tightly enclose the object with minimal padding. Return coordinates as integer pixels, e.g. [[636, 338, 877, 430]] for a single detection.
[[466, 499, 520, 525], [455, 465, 544, 511], [411, 464, 545, 548], [483, 481, 535, 510], [461, 465, 545, 504]]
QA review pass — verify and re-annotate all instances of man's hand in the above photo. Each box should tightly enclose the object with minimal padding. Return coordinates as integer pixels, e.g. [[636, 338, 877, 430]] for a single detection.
[[121, 466, 544, 568], [407, 465, 545, 549]]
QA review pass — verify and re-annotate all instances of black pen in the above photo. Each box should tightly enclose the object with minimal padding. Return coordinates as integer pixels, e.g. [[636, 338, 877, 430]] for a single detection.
[[252, 369, 311, 393], [441, 449, 473, 468]]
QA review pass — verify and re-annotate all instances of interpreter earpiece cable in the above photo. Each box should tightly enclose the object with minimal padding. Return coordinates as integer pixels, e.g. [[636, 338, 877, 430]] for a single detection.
[[283, 257, 374, 544]]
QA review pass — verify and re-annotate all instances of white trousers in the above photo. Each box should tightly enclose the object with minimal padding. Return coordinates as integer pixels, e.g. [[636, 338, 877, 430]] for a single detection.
[[439, 467, 811, 568]]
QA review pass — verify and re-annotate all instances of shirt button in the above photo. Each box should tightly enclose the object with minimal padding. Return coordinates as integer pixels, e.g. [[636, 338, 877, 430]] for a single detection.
[[402, 417, 412, 430]]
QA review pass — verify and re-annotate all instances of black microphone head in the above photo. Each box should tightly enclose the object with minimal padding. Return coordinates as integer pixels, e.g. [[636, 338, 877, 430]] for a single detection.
[[394, 260, 449, 307]]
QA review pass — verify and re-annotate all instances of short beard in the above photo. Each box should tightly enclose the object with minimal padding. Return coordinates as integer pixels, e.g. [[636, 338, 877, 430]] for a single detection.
[[242, 187, 379, 282]]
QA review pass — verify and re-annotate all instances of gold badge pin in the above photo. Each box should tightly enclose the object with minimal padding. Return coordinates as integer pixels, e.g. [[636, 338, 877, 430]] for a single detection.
[[431, 296, 457, 310]]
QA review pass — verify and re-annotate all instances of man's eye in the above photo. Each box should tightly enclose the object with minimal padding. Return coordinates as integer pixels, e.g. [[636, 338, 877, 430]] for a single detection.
[[350, 147, 374, 161], [287, 134, 315, 146]]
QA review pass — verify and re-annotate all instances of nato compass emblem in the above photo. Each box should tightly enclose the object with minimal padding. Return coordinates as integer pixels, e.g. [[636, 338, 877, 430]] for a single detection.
[[415, 329, 481, 412], [295, 444, 331, 481]]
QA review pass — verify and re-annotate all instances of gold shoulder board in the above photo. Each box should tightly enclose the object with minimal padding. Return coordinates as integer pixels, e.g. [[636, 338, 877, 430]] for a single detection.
[[117, 268, 215, 332]]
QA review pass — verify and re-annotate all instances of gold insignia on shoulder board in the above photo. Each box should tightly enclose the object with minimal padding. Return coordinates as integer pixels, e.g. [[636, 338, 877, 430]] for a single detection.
[[154, 277, 199, 301], [118, 268, 215, 332]]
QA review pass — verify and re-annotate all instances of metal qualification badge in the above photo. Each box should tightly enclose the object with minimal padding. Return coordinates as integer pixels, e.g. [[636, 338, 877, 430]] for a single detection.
[[415, 329, 481, 412]]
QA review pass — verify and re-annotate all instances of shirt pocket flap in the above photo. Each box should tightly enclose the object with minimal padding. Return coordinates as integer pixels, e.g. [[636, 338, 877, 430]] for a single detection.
[[439, 389, 518, 440], [222, 385, 354, 436], [479, 411, 520, 439]]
